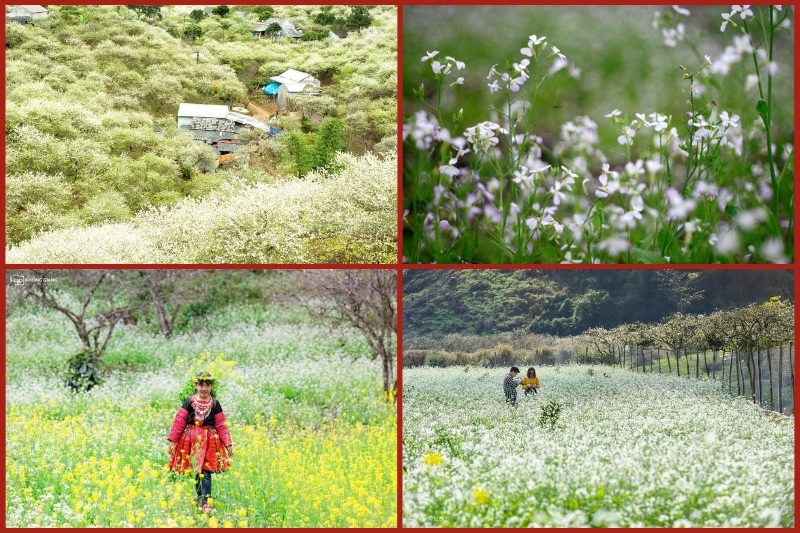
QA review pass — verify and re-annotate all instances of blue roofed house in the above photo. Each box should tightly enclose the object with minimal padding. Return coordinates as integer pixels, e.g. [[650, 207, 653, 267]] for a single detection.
[[268, 69, 321, 110]]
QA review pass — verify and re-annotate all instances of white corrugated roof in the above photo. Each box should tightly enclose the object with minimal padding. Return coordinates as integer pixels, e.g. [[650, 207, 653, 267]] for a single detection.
[[281, 82, 313, 93], [272, 69, 314, 83], [15, 5, 47, 13], [227, 112, 269, 131], [178, 103, 229, 119]]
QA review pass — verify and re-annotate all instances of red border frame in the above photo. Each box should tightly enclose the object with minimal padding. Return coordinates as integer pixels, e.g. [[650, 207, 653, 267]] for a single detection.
[[1, 1, 798, 530]]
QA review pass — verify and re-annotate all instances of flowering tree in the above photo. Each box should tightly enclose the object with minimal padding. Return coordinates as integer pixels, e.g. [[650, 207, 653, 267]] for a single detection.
[[579, 328, 616, 365]]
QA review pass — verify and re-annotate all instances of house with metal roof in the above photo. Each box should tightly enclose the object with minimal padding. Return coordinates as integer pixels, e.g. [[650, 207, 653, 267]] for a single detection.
[[265, 70, 321, 109], [252, 18, 302, 39], [6, 5, 48, 24], [178, 103, 277, 157]]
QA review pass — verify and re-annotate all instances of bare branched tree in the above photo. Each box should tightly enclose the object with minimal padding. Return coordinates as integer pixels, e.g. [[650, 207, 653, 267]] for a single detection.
[[290, 270, 397, 396], [139, 270, 206, 337], [12, 270, 137, 391]]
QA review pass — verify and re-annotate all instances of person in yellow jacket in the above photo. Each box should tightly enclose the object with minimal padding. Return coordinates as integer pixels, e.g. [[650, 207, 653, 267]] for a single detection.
[[521, 367, 540, 397]]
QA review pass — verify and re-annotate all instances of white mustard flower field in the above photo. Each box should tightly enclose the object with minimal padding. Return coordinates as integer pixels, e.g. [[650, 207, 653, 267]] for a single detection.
[[402, 365, 794, 527]]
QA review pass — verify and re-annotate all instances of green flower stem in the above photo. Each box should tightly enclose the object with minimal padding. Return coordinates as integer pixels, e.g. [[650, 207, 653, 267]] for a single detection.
[[743, 13, 778, 223], [765, 6, 778, 221]]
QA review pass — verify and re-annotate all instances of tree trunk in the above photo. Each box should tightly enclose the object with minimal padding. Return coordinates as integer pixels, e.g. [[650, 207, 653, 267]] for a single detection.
[[747, 350, 756, 403], [144, 276, 178, 338], [649, 348, 653, 373], [703, 350, 709, 378], [790, 343, 795, 413], [381, 349, 393, 395], [744, 351, 752, 401], [766, 346, 774, 411], [685, 349, 690, 378], [756, 348, 763, 406], [778, 344, 783, 414], [695, 350, 699, 378], [675, 349, 681, 377], [790, 342, 795, 392], [664, 348, 670, 373], [712, 350, 717, 380], [735, 350, 742, 396]]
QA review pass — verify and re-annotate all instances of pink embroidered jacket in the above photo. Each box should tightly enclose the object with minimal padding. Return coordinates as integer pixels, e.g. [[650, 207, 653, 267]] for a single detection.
[[168, 396, 232, 447]]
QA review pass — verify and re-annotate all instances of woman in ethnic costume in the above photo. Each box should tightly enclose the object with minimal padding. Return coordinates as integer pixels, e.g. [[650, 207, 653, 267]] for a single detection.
[[167, 372, 233, 512]]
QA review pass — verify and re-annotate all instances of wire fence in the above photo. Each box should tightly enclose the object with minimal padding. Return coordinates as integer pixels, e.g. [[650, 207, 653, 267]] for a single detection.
[[606, 344, 795, 415]]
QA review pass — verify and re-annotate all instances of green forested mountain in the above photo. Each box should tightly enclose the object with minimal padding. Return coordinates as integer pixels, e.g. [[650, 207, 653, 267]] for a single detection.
[[403, 270, 793, 337]]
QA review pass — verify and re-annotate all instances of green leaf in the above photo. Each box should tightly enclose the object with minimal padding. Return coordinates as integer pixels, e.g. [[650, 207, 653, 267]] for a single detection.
[[657, 228, 672, 250], [724, 204, 739, 218], [632, 247, 667, 264], [764, 209, 781, 237], [756, 99, 769, 125]]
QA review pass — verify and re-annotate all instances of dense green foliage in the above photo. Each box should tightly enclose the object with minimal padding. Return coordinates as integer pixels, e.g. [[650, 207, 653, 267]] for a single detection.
[[5, 6, 244, 245], [403, 270, 793, 337], [212, 5, 230, 18], [183, 24, 202, 40], [314, 9, 336, 26], [346, 6, 373, 31], [127, 5, 162, 20], [254, 6, 275, 21], [5, 5, 397, 262], [189, 9, 205, 23], [282, 118, 347, 176]]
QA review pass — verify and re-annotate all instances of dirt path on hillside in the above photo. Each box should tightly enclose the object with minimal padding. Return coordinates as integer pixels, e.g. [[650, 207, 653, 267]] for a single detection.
[[248, 99, 278, 122]]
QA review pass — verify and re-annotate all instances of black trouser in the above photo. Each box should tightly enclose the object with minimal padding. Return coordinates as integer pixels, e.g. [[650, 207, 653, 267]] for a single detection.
[[195, 470, 213, 504], [524, 387, 537, 397]]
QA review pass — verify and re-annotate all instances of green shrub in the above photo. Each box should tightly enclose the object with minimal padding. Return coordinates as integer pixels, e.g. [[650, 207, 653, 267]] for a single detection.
[[403, 350, 428, 367], [538, 400, 564, 429], [184, 24, 203, 40], [314, 9, 336, 25], [535, 347, 557, 365], [212, 5, 229, 17], [254, 6, 274, 21], [488, 344, 515, 367], [300, 29, 330, 42], [426, 351, 456, 367]]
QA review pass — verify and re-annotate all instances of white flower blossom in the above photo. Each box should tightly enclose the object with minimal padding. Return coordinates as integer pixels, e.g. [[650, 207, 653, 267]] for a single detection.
[[421, 50, 439, 62]]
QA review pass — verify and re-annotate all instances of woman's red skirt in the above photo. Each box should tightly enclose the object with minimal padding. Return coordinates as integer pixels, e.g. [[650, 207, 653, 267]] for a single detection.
[[169, 423, 231, 474]]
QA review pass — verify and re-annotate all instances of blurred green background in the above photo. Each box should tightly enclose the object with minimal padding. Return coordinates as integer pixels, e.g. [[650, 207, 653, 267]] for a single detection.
[[403, 5, 794, 151]]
